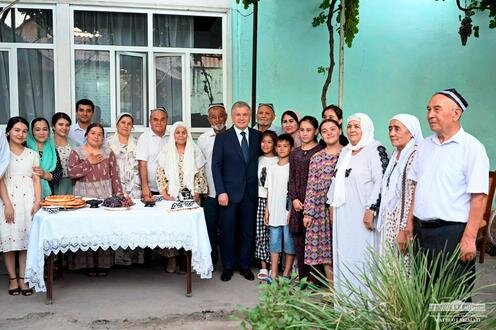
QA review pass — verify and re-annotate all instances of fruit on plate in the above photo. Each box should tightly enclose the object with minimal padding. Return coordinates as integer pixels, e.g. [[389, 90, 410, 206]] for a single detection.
[[102, 195, 134, 208]]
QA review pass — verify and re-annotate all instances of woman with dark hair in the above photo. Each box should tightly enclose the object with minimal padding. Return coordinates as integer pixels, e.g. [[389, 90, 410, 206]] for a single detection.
[[303, 119, 343, 287], [255, 130, 278, 280], [281, 110, 301, 148], [288, 115, 324, 281], [27, 117, 63, 199], [67, 122, 123, 275], [321, 105, 349, 146], [51, 112, 77, 194], [0, 116, 41, 295]]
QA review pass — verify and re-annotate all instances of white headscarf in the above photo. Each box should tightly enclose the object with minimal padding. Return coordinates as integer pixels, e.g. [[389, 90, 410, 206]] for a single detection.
[[0, 132, 9, 178], [329, 113, 375, 207], [157, 122, 206, 198], [377, 114, 423, 231], [108, 113, 137, 155]]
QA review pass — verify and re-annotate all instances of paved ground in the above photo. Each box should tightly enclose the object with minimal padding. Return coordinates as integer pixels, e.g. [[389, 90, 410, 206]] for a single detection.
[[0, 255, 494, 329]]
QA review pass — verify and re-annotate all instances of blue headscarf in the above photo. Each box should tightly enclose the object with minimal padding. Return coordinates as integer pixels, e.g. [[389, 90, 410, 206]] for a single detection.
[[27, 119, 57, 198]]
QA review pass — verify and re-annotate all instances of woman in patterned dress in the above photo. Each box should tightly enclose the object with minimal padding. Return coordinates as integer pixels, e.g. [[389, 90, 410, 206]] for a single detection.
[[327, 113, 389, 294], [67, 123, 123, 276], [156, 122, 207, 273], [51, 112, 77, 195], [377, 114, 423, 256], [107, 113, 144, 265], [27, 117, 63, 199], [0, 117, 41, 296], [303, 119, 342, 286], [288, 116, 324, 281]]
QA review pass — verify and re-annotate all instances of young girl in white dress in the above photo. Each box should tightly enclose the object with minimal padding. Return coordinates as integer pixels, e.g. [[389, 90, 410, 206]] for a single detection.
[[0, 117, 41, 296]]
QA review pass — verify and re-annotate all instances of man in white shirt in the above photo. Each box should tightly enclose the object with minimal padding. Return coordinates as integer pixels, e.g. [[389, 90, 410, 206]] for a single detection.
[[136, 107, 168, 199], [406, 89, 489, 295], [68, 99, 94, 145], [254, 103, 282, 134], [197, 103, 228, 268]]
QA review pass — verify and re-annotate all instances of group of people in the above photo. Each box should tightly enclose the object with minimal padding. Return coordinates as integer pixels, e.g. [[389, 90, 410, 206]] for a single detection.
[[0, 87, 490, 297]]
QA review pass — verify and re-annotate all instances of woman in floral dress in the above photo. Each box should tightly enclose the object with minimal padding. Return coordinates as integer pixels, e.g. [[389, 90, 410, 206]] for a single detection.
[[51, 112, 78, 195], [156, 122, 207, 272], [303, 119, 342, 286], [0, 117, 41, 296], [107, 113, 144, 265], [67, 123, 123, 275]]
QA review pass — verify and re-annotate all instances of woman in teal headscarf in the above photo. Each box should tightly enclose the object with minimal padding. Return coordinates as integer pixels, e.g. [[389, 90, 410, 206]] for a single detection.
[[27, 117, 63, 198]]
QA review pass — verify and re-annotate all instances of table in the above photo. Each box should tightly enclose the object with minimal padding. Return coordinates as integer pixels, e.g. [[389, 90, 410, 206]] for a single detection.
[[25, 200, 213, 303]]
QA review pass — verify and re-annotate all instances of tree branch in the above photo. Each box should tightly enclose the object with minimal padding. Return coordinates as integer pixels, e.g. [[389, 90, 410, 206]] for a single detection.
[[321, 0, 338, 108]]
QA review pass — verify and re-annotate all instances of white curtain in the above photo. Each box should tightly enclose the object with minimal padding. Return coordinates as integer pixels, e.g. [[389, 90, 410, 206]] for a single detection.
[[0, 51, 9, 124], [155, 56, 183, 124], [17, 49, 55, 122], [153, 15, 194, 48]]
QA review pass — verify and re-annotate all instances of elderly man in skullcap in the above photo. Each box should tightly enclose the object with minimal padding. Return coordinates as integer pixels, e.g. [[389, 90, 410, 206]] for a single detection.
[[406, 88, 489, 297]]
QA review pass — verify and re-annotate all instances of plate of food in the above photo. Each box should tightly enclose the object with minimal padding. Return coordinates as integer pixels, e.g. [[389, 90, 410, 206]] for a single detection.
[[41, 195, 87, 210], [102, 195, 134, 211]]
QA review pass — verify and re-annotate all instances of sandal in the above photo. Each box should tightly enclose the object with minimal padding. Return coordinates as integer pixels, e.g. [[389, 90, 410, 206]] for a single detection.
[[18, 277, 33, 296], [8, 277, 20, 296], [257, 269, 269, 280]]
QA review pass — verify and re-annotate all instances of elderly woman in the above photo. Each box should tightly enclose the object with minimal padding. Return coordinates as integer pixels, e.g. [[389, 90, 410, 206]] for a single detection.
[[327, 113, 389, 293], [51, 112, 78, 195], [67, 123, 123, 275], [156, 121, 207, 272], [27, 117, 63, 199], [378, 114, 423, 255]]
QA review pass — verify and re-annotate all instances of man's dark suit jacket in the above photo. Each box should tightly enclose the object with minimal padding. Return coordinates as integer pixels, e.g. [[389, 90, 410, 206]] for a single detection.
[[212, 126, 260, 203]]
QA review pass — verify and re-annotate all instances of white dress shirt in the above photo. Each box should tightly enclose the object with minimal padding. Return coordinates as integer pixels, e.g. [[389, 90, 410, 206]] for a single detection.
[[197, 128, 218, 198], [233, 126, 249, 147], [136, 128, 168, 192], [408, 127, 489, 223]]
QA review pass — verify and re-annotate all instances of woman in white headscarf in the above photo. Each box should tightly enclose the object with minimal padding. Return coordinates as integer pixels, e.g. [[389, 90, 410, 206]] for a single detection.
[[327, 113, 389, 294], [156, 121, 207, 202], [378, 114, 423, 255], [156, 122, 207, 273], [106, 113, 141, 199]]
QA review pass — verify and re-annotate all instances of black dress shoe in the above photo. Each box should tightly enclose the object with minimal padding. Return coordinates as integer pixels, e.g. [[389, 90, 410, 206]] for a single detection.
[[239, 268, 255, 281], [221, 269, 233, 281]]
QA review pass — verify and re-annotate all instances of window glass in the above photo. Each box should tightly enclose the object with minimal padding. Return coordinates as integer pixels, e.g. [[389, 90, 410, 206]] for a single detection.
[[74, 11, 147, 46], [0, 51, 9, 124], [155, 55, 183, 124], [75, 50, 111, 126], [17, 49, 55, 122], [118, 53, 147, 125], [190, 54, 223, 127], [153, 15, 222, 49], [0, 8, 53, 43]]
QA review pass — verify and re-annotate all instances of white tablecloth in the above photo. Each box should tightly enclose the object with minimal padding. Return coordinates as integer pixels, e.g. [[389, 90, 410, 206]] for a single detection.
[[25, 201, 213, 292]]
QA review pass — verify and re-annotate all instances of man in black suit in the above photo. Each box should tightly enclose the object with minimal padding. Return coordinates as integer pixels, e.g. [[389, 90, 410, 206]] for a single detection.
[[212, 101, 261, 281]]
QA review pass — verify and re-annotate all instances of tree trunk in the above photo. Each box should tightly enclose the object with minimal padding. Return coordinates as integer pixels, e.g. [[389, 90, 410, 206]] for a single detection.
[[321, 0, 338, 109]]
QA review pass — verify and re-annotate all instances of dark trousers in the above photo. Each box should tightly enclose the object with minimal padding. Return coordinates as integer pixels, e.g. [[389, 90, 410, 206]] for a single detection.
[[219, 192, 256, 270], [293, 232, 311, 280], [202, 196, 220, 266], [413, 218, 476, 298]]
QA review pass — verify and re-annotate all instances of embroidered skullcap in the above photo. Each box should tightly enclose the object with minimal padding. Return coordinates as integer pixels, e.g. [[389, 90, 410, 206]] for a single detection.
[[437, 88, 468, 111]]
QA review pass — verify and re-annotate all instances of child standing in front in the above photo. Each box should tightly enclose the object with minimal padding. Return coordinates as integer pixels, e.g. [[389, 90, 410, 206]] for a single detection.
[[255, 130, 278, 281], [264, 134, 295, 282]]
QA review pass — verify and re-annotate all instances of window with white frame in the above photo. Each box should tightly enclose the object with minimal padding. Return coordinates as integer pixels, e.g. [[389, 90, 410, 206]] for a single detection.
[[71, 7, 226, 130], [0, 6, 55, 124]]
